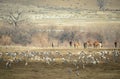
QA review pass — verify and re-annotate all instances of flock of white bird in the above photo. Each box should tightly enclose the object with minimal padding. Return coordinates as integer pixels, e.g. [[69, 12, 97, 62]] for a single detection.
[[0, 50, 120, 70]]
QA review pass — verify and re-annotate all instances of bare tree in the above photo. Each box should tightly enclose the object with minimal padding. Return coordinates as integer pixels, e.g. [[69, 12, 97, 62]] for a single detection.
[[1, 9, 25, 28], [0, 9, 31, 45], [96, 0, 106, 10]]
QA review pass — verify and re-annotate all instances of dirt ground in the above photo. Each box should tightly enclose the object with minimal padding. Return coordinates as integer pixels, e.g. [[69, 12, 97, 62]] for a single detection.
[[0, 61, 120, 79]]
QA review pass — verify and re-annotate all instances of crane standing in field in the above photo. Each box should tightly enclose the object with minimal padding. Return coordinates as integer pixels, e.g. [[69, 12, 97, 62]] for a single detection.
[[69, 41, 73, 47], [83, 40, 103, 48], [93, 41, 102, 48], [114, 41, 117, 48]]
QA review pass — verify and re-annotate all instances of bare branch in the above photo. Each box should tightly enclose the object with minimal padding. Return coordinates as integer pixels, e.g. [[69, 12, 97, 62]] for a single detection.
[[1, 9, 25, 27], [96, 0, 106, 10]]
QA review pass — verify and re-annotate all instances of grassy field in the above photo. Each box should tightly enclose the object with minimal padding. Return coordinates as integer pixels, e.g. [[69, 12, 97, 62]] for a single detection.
[[0, 46, 120, 53], [0, 61, 120, 79], [0, 46, 120, 79]]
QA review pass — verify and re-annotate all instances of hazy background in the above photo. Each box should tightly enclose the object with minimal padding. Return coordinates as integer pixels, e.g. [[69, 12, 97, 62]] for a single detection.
[[0, 0, 120, 47]]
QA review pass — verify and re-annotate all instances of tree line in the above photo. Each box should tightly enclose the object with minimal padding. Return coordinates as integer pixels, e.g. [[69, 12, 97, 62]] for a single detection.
[[0, 23, 120, 47]]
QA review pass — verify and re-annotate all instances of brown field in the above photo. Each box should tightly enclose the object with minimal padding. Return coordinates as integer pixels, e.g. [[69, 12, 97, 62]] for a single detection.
[[0, 47, 120, 79], [0, 61, 120, 79], [0, 46, 120, 53]]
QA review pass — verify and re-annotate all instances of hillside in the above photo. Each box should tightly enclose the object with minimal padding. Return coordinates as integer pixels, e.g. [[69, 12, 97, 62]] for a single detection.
[[0, 0, 120, 26]]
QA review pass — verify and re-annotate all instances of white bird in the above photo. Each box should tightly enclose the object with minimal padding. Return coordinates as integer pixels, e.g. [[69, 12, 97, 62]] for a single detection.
[[82, 64, 85, 69], [25, 62, 28, 66], [6, 59, 13, 68]]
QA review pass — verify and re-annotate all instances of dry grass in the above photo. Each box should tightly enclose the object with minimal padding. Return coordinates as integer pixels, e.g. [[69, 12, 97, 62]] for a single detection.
[[0, 46, 120, 79], [0, 46, 119, 53], [0, 61, 120, 79]]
